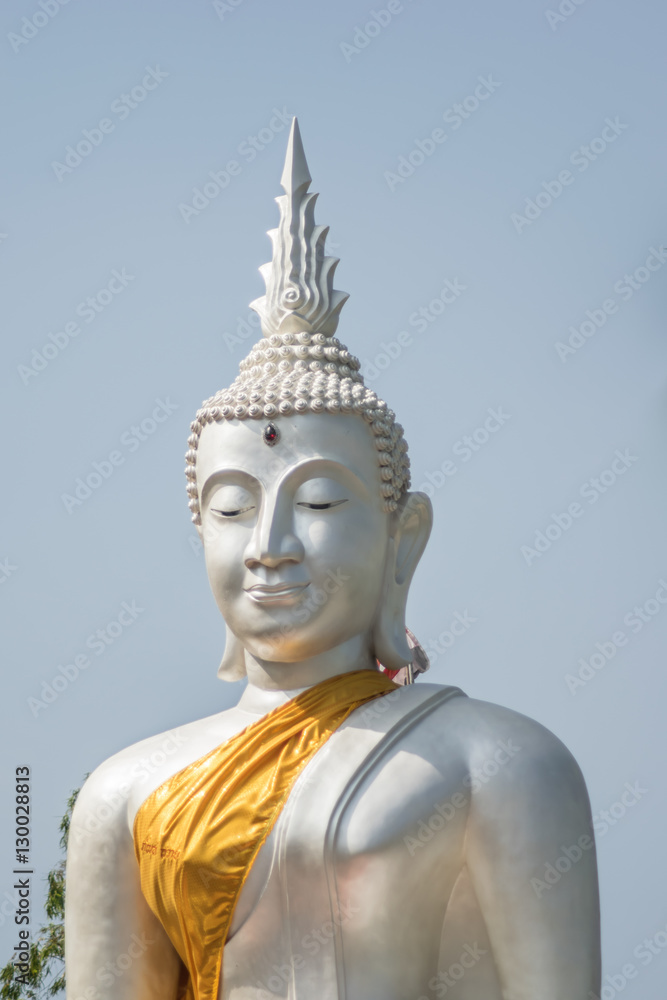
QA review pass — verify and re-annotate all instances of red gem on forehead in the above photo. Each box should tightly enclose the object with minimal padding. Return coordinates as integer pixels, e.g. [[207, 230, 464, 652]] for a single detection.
[[263, 422, 279, 446]]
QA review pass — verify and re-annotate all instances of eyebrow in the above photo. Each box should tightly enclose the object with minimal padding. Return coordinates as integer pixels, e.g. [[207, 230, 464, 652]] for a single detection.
[[201, 468, 257, 507], [201, 458, 369, 505]]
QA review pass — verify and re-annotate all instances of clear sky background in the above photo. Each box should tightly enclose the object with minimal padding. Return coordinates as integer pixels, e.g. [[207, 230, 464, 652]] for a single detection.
[[1, 0, 666, 992]]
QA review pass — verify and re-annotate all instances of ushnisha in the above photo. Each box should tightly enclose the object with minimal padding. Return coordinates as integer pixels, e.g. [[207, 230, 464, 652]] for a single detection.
[[185, 119, 409, 522]]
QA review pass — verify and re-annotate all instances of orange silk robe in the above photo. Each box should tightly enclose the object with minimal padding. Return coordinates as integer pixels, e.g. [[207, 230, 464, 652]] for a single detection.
[[133, 669, 398, 1000]]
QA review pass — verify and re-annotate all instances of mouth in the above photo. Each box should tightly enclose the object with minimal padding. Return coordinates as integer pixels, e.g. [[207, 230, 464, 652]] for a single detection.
[[245, 582, 310, 605]]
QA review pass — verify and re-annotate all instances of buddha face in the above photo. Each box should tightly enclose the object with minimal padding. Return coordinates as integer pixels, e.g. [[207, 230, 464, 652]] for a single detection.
[[196, 412, 397, 665]]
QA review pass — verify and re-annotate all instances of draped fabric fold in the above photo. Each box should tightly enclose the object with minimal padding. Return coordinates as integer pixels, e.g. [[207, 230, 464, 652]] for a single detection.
[[133, 669, 398, 1000]]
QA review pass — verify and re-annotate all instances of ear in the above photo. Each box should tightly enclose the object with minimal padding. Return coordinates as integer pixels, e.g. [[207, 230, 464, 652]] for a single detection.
[[372, 491, 433, 671], [217, 624, 247, 681]]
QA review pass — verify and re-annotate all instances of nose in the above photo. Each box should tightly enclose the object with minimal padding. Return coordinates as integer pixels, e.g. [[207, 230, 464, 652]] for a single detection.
[[244, 496, 304, 570]]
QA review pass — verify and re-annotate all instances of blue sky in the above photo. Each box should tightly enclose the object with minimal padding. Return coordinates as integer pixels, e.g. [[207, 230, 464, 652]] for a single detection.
[[1, 0, 666, 990]]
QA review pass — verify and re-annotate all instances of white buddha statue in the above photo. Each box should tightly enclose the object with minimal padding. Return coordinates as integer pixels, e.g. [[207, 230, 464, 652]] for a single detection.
[[65, 119, 601, 1000]]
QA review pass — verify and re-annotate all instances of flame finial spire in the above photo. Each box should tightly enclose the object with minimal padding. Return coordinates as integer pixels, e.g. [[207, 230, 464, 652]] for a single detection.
[[280, 117, 311, 194], [249, 117, 349, 337]]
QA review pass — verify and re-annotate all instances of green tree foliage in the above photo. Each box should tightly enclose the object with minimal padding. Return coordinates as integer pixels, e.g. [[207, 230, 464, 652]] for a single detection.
[[1, 787, 80, 1000]]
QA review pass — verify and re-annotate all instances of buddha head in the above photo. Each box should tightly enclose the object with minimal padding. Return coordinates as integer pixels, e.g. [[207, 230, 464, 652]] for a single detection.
[[186, 120, 432, 682]]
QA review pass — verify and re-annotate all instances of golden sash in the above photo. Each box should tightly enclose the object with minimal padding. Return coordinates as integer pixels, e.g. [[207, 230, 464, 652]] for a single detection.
[[133, 669, 398, 1000]]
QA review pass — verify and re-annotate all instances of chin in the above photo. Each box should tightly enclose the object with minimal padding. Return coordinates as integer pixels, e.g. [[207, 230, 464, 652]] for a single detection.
[[239, 617, 359, 664]]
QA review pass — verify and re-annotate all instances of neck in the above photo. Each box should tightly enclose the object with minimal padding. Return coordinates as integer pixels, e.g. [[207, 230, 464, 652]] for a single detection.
[[237, 634, 378, 714]]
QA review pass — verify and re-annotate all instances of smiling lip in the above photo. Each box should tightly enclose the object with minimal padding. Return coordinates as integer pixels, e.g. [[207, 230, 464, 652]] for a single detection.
[[245, 582, 310, 604]]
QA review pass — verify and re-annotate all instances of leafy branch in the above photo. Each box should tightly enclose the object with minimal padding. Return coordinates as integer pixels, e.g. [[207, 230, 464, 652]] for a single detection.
[[1, 787, 81, 1000]]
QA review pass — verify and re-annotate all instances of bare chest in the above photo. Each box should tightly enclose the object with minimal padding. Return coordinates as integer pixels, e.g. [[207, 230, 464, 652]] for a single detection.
[[223, 692, 475, 999]]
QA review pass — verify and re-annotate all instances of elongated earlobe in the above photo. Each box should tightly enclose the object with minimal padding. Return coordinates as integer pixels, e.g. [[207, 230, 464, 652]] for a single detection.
[[372, 492, 433, 671], [372, 558, 413, 668], [218, 625, 247, 681]]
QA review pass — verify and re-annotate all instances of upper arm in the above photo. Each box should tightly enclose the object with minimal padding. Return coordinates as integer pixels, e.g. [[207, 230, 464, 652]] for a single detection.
[[65, 761, 182, 1000], [462, 704, 601, 1000]]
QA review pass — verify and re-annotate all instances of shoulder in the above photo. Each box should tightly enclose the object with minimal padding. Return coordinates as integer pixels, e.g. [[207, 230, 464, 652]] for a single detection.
[[412, 684, 585, 788], [71, 706, 249, 838], [406, 687, 594, 862]]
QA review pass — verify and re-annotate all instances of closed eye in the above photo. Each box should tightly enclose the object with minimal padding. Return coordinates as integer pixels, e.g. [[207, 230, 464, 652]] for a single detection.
[[212, 506, 255, 518], [297, 499, 348, 510]]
